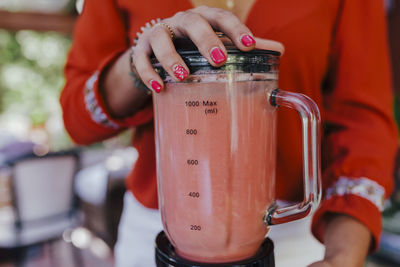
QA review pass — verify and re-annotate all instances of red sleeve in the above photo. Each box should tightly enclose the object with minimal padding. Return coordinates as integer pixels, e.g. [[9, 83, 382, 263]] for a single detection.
[[311, 0, 398, 251], [60, 0, 153, 145]]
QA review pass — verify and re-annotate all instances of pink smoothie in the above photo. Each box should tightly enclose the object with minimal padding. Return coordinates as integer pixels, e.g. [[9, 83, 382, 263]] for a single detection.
[[153, 78, 277, 263]]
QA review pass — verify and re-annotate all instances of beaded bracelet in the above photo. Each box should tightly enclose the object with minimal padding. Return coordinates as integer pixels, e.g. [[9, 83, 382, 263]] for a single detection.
[[133, 18, 161, 45]]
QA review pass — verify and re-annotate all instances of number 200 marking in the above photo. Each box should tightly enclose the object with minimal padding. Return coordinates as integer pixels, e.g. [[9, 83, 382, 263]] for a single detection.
[[190, 225, 201, 231]]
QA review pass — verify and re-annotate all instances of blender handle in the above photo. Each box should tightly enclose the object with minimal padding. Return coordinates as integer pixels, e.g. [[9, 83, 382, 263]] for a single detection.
[[264, 89, 322, 226]]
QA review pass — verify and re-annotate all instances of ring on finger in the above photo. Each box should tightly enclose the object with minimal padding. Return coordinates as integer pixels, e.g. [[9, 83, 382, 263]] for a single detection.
[[154, 22, 176, 40]]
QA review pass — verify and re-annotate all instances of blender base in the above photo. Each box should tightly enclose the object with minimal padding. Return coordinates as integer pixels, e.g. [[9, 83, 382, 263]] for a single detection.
[[155, 231, 275, 267]]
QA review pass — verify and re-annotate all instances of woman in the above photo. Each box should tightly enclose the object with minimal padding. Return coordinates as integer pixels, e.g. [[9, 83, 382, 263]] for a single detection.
[[61, 0, 398, 266]]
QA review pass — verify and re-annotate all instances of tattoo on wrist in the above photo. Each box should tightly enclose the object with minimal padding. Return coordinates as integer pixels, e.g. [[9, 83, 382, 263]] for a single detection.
[[129, 46, 152, 95]]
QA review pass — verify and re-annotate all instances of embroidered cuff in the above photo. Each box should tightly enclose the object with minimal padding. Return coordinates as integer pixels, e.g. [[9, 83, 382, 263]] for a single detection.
[[325, 176, 385, 211], [84, 71, 120, 129]]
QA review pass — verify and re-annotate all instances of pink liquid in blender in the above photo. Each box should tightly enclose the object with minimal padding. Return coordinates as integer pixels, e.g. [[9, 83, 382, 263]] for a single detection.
[[153, 78, 277, 263]]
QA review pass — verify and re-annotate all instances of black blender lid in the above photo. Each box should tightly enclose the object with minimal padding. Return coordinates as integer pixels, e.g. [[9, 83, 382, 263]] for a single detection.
[[151, 33, 280, 76]]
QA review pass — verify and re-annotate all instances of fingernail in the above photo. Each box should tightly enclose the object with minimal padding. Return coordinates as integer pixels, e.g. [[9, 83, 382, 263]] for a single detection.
[[210, 47, 226, 64], [240, 34, 255, 47], [173, 64, 188, 81], [150, 80, 162, 93]]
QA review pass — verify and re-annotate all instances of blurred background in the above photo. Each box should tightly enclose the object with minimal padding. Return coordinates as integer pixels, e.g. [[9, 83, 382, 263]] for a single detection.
[[0, 1, 132, 266], [0, 0, 399, 266]]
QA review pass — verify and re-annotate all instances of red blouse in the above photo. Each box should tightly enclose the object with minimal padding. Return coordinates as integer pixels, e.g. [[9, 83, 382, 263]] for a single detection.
[[61, 0, 398, 250]]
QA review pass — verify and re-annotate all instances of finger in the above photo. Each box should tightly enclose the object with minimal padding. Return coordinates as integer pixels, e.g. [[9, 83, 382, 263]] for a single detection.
[[192, 6, 256, 51], [149, 24, 190, 81], [254, 37, 285, 55], [170, 12, 228, 67], [132, 46, 163, 93]]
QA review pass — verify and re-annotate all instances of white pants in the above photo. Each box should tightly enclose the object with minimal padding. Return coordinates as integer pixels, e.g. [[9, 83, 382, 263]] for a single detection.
[[114, 192, 324, 267], [114, 192, 163, 267]]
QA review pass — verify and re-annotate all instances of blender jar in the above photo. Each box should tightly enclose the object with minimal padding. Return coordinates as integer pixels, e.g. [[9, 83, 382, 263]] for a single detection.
[[152, 36, 321, 263]]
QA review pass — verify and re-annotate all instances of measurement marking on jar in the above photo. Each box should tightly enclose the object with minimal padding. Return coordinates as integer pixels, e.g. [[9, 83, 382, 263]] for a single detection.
[[185, 101, 200, 107], [205, 108, 218, 115], [202, 100, 217, 106], [190, 225, 202, 231], [186, 129, 198, 135], [188, 192, 200, 198], [187, 159, 199, 165]]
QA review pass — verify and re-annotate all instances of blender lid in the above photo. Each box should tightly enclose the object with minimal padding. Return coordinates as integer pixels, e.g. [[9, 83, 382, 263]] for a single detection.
[[151, 33, 280, 76]]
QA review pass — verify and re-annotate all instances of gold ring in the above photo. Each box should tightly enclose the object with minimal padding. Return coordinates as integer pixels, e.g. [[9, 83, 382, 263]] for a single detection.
[[154, 22, 176, 40]]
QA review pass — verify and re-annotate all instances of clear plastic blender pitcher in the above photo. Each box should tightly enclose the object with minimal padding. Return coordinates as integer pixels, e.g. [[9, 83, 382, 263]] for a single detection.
[[152, 36, 321, 264]]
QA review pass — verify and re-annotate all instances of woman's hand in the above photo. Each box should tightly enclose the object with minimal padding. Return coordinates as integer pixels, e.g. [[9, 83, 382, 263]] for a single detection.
[[132, 5, 258, 92], [101, 6, 255, 118], [308, 214, 371, 267], [100, 6, 283, 118]]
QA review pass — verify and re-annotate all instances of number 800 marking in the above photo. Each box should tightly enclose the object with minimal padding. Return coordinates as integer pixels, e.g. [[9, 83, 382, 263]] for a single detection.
[[186, 129, 197, 135]]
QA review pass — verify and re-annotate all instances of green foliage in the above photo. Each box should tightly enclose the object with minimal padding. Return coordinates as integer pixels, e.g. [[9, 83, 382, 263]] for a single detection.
[[0, 30, 71, 123], [0, 29, 73, 149]]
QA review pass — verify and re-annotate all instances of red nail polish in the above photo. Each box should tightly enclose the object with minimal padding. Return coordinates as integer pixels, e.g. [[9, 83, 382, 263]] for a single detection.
[[240, 34, 255, 47], [173, 64, 188, 81], [150, 80, 162, 93], [210, 47, 226, 64]]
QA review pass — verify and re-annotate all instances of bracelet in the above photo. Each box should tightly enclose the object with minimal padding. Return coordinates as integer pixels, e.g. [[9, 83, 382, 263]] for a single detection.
[[133, 18, 161, 45], [325, 176, 385, 211], [129, 46, 152, 95]]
